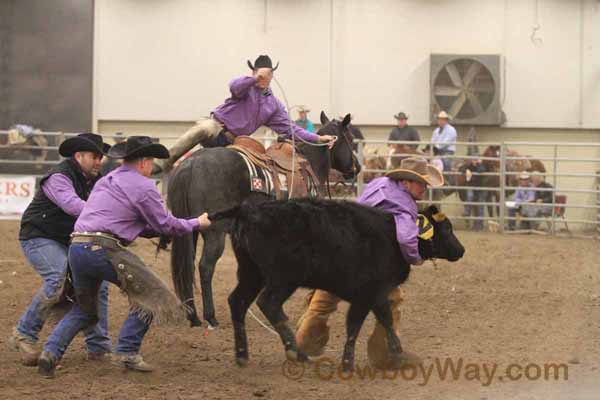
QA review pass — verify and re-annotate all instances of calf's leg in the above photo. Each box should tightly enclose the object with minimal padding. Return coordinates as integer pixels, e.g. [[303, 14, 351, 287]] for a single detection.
[[367, 287, 403, 369], [256, 285, 307, 362], [371, 299, 406, 369], [341, 301, 371, 372], [228, 263, 264, 367]]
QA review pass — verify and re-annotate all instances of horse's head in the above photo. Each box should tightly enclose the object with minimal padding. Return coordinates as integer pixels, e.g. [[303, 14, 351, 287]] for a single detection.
[[318, 111, 361, 179], [418, 205, 465, 262]]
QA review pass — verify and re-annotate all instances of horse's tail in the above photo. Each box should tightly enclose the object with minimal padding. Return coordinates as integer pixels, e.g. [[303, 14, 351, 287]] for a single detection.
[[168, 165, 197, 306]]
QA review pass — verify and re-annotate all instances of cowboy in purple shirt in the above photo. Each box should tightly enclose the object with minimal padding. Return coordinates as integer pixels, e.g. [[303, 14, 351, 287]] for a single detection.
[[11, 133, 112, 367], [37, 136, 211, 378], [157, 55, 335, 172], [295, 157, 444, 369]]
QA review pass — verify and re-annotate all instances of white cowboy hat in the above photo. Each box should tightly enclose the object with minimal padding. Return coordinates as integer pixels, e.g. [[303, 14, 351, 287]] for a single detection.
[[385, 157, 444, 187], [518, 172, 530, 180], [297, 105, 310, 113], [437, 111, 451, 119]]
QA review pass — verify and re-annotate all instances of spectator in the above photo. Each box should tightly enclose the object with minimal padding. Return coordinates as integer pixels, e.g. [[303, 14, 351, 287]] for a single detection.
[[431, 111, 457, 174], [339, 113, 363, 152], [100, 132, 126, 175], [458, 147, 487, 231], [388, 112, 420, 150], [531, 171, 554, 222], [295, 106, 314, 133], [507, 173, 536, 230]]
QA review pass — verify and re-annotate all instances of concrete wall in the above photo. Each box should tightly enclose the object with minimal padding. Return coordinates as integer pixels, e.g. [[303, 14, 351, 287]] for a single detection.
[[94, 0, 600, 128], [94, 0, 600, 231]]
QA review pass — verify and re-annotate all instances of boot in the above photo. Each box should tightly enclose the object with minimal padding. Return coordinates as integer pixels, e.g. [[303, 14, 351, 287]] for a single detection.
[[9, 329, 40, 367], [112, 353, 154, 372], [38, 351, 58, 379], [155, 118, 221, 173], [295, 290, 340, 356], [368, 288, 419, 370]]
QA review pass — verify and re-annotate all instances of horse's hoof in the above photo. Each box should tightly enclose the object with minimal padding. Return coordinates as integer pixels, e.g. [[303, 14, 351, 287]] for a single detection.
[[206, 317, 219, 329], [189, 315, 202, 328], [341, 360, 354, 373], [297, 351, 310, 363], [236, 357, 249, 367]]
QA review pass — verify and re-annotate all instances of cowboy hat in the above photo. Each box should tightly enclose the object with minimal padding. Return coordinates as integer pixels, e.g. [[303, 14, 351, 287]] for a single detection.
[[297, 105, 310, 113], [437, 111, 451, 119], [518, 172, 530, 180], [394, 112, 409, 120], [59, 133, 110, 157], [108, 136, 169, 160], [247, 55, 279, 71], [385, 157, 444, 187]]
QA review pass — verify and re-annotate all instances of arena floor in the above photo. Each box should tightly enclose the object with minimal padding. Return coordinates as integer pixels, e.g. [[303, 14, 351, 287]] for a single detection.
[[1, 220, 599, 400]]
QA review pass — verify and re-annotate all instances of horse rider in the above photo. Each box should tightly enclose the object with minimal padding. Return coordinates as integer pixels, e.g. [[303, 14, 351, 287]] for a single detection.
[[431, 110, 457, 173], [10, 133, 113, 366], [295, 157, 444, 369], [37, 136, 212, 378], [155, 55, 335, 173]]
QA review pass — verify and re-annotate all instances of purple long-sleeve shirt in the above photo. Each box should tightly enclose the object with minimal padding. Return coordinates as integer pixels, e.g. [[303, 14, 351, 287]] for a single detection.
[[42, 173, 86, 217], [357, 177, 422, 265], [75, 165, 199, 243], [514, 185, 535, 204], [212, 76, 320, 143]]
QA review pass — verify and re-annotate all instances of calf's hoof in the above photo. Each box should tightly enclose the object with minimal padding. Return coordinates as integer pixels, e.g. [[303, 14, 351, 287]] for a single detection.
[[387, 351, 422, 370], [235, 357, 249, 367]]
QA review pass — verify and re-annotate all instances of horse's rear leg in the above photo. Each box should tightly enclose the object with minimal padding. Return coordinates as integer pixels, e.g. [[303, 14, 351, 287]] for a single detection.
[[228, 259, 264, 367], [256, 285, 307, 362], [185, 231, 202, 327], [199, 230, 226, 328]]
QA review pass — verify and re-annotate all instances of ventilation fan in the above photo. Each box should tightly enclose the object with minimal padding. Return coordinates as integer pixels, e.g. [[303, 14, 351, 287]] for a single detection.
[[430, 54, 504, 125]]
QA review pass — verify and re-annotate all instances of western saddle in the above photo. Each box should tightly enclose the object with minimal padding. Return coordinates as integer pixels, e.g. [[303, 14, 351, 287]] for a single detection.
[[227, 136, 323, 199]]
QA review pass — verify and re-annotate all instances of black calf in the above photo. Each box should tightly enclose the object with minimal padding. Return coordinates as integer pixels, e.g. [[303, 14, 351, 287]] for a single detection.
[[213, 199, 464, 370]]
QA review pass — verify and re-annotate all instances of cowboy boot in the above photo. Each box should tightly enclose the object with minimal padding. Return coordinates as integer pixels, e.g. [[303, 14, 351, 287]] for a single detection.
[[154, 118, 221, 173], [112, 353, 154, 372], [295, 290, 340, 356], [9, 329, 40, 366], [367, 288, 420, 369]]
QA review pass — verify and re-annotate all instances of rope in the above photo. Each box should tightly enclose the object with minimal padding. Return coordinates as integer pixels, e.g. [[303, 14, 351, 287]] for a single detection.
[[247, 308, 279, 336]]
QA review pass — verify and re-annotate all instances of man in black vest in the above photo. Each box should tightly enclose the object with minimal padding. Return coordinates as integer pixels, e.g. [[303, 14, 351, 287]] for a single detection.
[[10, 133, 113, 366]]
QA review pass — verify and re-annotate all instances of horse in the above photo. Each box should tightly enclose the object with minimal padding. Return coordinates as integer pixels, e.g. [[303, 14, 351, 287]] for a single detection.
[[168, 112, 360, 328], [477, 145, 545, 218]]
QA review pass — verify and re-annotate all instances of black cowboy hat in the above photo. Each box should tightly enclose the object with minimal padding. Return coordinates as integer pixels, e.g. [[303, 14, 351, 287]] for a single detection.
[[108, 136, 169, 160], [394, 112, 409, 120], [59, 133, 110, 157], [247, 54, 279, 71]]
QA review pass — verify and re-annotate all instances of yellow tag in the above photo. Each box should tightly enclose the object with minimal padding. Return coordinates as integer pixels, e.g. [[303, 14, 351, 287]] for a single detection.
[[416, 214, 434, 240]]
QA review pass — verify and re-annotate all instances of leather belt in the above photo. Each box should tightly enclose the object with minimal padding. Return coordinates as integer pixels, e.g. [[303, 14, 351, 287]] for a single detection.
[[71, 232, 126, 250]]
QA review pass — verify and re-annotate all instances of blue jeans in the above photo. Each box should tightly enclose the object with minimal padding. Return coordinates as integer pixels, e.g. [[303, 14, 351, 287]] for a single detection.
[[44, 243, 151, 360], [463, 190, 485, 230], [17, 238, 111, 354]]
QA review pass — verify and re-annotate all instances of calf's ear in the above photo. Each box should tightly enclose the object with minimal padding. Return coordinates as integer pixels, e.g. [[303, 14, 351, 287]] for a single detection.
[[432, 212, 446, 223]]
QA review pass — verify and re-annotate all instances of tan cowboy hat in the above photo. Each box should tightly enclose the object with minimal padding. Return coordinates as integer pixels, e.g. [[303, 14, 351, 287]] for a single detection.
[[437, 111, 451, 119], [385, 157, 444, 187], [297, 105, 310, 113]]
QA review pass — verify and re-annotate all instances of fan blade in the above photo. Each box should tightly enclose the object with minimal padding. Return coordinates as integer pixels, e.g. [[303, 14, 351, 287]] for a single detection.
[[449, 92, 467, 117], [434, 86, 461, 96], [444, 63, 463, 87], [463, 62, 482, 86], [466, 91, 484, 115], [472, 83, 496, 93]]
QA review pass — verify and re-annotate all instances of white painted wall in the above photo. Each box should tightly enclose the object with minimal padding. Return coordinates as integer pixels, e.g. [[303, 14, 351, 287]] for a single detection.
[[94, 0, 600, 128]]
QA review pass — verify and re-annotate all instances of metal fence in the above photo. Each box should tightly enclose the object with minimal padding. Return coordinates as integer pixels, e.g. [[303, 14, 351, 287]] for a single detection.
[[354, 139, 600, 237], [1, 130, 599, 236]]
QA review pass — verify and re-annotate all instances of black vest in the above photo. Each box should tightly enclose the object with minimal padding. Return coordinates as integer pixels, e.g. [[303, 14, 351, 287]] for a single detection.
[[19, 158, 99, 245]]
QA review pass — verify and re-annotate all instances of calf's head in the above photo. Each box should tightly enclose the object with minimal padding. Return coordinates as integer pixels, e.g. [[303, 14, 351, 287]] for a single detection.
[[418, 206, 465, 262]]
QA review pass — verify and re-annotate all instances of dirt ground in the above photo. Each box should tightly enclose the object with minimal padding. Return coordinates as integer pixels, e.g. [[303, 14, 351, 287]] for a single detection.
[[1, 220, 599, 400]]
